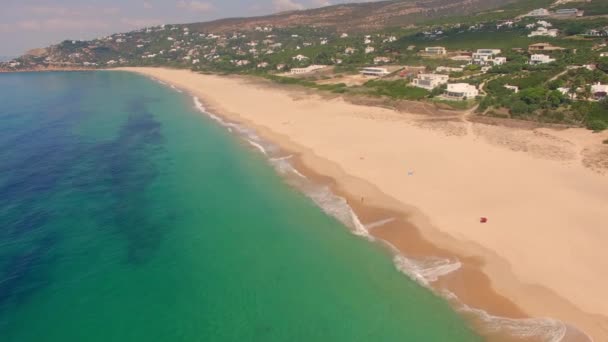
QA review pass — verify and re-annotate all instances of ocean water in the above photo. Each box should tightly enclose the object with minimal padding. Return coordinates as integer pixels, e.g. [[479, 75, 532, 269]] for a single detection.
[[0, 71, 481, 341]]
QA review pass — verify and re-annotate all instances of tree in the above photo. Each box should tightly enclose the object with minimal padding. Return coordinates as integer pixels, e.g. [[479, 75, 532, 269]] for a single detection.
[[598, 57, 608, 73]]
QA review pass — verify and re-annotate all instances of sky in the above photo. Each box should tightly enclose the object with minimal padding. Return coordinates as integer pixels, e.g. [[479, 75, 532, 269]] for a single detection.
[[0, 0, 373, 56]]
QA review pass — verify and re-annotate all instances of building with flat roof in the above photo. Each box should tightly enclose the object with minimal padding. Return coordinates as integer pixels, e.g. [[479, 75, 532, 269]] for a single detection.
[[411, 74, 449, 90], [591, 83, 608, 99], [436, 66, 464, 73], [525, 8, 549, 17], [445, 83, 479, 99], [423, 46, 447, 55], [290, 65, 327, 74], [360, 67, 390, 77], [530, 54, 556, 65], [555, 8, 579, 16], [528, 27, 559, 38], [528, 43, 565, 52]]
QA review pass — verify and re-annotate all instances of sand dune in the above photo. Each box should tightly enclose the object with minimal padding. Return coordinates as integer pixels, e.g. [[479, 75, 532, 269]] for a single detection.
[[118, 67, 608, 341]]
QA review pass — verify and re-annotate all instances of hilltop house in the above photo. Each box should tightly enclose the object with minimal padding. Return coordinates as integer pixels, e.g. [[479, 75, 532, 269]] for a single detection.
[[504, 85, 519, 93], [412, 74, 449, 90], [530, 54, 555, 65], [424, 46, 447, 55], [360, 67, 390, 77], [445, 83, 479, 99]]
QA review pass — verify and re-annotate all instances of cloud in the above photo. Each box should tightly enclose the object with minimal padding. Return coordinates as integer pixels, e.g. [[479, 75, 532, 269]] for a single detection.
[[26, 6, 119, 16], [273, 0, 305, 11], [9, 18, 110, 32], [177, 1, 214, 12], [143, 1, 153, 9]]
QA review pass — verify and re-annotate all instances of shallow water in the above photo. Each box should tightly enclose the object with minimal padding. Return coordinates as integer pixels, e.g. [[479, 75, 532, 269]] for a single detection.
[[0, 71, 481, 341]]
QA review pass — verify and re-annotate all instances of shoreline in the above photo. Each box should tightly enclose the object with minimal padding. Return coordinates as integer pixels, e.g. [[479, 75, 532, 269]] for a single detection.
[[117, 67, 608, 341]]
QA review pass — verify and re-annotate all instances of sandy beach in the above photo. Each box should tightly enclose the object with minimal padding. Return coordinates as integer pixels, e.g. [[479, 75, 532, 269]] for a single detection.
[[118, 67, 608, 341]]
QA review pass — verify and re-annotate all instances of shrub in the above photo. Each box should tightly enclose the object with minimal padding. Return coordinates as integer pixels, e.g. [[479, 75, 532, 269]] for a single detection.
[[587, 120, 608, 132]]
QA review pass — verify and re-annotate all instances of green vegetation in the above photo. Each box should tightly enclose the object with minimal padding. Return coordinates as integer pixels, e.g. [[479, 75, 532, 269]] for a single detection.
[[362, 80, 429, 100]]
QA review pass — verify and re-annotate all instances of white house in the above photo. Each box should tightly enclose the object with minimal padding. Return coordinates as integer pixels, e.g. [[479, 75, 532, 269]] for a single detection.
[[340, 33, 349, 38], [445, 83, 479, 99], [504, 85, 519, 93], [360, 67, 390, 77], [472, 52, 493, 65], [528, 27, 559, 37], [493, 57, 507, 66], [257, 62, 269, 68], [477, 49, 501, 55], [412, 74, 449, 90], [436, 66, 464, 73], [537, 20, 552, 27], [525, 8, 549, 17], [591, 83, 608, 99], [292, 54, 309, 62], [530, 54, 555, 64], [290, 65, 327, 74], [373, 57, 391, 64], [472, 49, 501, 65], [344, 47, 356, 54], [365, 46, 375, 54]]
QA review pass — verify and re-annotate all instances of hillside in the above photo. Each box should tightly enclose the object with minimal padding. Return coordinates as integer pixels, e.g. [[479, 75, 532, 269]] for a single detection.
[[188, 0, 520, 32]]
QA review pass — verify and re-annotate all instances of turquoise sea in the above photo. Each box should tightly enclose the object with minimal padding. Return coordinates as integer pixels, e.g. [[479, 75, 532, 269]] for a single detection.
[[0, 71, 481, 341]]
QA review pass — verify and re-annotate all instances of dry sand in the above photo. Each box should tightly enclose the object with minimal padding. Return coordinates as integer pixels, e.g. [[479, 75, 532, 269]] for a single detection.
[[118, 67, 608, 341]]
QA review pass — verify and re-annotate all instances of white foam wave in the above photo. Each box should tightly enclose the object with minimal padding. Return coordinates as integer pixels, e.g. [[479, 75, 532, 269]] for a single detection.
[[247, 139, 268, 155], [393, 255, 462, 286], [301, 184, 371, 239], [270, 155, 293, 162], [170, 84, 183, 93], [365, 217, 396, 229], [442, 290, 569, 342], [151, 77, 167, 85]]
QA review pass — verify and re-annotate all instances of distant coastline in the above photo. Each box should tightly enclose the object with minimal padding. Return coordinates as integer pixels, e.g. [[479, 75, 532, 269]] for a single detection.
[[0, 66, 96, 73]]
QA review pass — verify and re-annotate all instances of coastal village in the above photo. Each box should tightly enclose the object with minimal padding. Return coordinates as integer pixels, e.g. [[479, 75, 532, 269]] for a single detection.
[[2, 0, 607, 130]]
